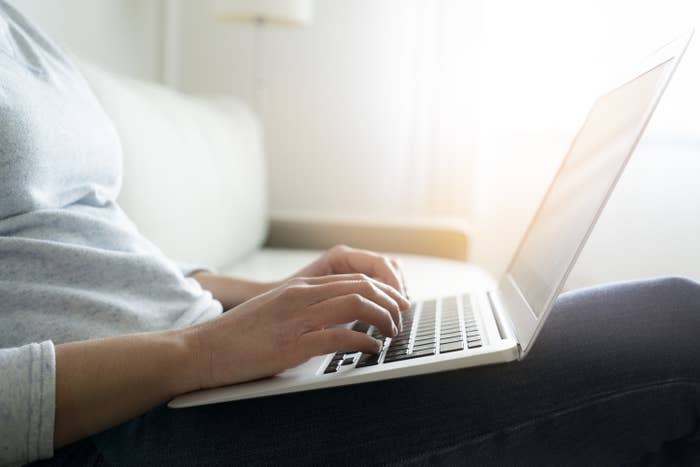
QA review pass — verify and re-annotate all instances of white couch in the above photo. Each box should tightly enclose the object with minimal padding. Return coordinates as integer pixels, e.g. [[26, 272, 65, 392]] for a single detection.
[[77, 62, 481, 299]]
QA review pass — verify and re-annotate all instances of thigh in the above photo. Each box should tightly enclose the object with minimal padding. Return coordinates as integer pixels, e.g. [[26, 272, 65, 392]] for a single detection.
[[82, 277, 700, 466]]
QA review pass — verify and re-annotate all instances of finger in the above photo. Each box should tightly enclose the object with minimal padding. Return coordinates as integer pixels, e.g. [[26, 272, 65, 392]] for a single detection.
[[389, 257, 409, 300], [304, 294, 397, 337], [331, 247, 406, 302], [296, 280, 403, 332], [301, 274, 410, 311], [298, 328, 383, 359]]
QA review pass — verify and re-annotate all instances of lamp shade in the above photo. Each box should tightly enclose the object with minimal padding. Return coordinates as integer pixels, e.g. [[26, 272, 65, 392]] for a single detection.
[[212, 0, 313, 27]]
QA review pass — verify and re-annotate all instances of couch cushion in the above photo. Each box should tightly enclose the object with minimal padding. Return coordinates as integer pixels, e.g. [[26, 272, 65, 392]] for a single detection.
[[77, 61, 267, 270]]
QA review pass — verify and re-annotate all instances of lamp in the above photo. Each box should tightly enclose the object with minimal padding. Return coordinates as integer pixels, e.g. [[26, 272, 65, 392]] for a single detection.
[[212, 0, 314, 110], [212, 0, 313, 27]]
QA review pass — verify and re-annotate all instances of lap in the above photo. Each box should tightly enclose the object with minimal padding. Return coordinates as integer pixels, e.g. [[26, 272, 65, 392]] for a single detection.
[[47, 277, 700, 466]]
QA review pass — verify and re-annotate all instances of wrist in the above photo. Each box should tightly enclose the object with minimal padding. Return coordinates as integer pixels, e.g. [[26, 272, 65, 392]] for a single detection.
[[192, 272, 279, 309], [161, 328, 204, 396]]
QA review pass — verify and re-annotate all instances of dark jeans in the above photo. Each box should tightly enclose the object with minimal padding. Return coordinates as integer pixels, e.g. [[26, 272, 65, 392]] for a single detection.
[[36, 277, 700, 466]]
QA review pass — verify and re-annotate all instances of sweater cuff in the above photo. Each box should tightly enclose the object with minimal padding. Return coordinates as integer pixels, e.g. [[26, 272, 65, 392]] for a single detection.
[[29, 341, 56, 461], [0, 340, 56, 465]]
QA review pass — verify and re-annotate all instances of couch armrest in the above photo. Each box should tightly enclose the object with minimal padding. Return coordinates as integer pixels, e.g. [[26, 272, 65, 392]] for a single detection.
[[266, 212, 470, 260]]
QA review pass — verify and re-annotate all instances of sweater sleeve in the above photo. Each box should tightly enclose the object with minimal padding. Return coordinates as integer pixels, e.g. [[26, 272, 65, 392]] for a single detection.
[[176, 262, 216, 278], [0, 341, 55, 466]]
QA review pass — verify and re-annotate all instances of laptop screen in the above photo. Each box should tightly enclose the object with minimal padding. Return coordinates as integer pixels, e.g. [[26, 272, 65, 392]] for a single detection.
[[507, 60, 674, 318], [498, 56, 678, 350]]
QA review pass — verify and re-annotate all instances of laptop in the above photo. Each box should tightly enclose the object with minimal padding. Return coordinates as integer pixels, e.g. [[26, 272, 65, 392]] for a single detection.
[[170, 31, 693, 409]]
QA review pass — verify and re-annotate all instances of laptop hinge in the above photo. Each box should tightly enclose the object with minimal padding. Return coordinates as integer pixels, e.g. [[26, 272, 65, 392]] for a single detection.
[[486, 291, 506, 340], [487, 290, 524, 359]]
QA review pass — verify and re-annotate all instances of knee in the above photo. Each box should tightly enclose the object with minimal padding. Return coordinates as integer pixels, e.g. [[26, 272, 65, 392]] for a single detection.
[[651, 276, 700, 296], [647, 277, 700, 324]]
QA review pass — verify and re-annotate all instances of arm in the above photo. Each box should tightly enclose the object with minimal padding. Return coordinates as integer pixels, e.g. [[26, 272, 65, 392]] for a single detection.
[[53, 272, 410, 450], [190, 272, 276, 309], [54, 330, 192, 448]]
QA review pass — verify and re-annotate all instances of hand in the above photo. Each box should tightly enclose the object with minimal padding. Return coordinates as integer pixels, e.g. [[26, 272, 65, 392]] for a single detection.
[[193, 245, 409, 308], [182, 274, 411, 390], [291, 244, 409, 299]]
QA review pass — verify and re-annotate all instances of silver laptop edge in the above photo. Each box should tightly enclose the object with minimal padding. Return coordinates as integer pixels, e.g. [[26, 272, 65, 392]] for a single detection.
[[495, 30, 693, 360]]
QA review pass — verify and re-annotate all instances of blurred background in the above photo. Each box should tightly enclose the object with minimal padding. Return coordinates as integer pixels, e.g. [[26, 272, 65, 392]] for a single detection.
[[9, 0, 700, 289]]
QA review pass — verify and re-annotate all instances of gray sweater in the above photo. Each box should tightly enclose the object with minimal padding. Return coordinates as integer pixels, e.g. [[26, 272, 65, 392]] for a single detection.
[[0, 2, 222, 465]]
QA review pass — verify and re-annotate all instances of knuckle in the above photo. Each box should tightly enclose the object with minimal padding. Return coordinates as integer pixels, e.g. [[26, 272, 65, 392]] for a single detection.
[[331, 244, 350, 254], [279, 284, 305, 300], [346, 293, 366, 307], [360, 279, 377, 294]]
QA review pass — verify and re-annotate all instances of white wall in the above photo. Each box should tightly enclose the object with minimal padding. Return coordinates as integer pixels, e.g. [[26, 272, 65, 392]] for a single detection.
[[176, 0, 481, 221], [7, 0, 162, 81], [473, 0, 700, 289]]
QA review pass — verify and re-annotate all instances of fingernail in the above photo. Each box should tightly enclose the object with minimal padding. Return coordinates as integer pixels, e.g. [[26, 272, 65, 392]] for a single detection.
[[398, 313, 403, 333], [392, 324, 398, 337], [375, 339, 383, 353]]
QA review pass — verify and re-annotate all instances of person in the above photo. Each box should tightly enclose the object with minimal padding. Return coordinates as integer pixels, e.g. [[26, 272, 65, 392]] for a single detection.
[[1, 2, 699, 466]]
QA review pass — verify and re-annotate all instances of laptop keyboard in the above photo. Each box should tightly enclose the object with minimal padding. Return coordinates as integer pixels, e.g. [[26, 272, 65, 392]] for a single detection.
[[324, 294, 482, 374]]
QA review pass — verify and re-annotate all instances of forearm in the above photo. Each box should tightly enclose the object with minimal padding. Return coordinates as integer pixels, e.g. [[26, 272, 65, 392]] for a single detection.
[[54, 329, 198, 448], [191, 272, 277, 309]]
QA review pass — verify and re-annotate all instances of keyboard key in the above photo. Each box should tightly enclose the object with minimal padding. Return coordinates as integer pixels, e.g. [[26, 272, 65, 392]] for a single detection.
[[440, 336, 462, 344], [352, 321, 370, 334], [462, 293, 472, 306], [384, 347, 435, 363], [440, 337, 464, 345], [341, 357, 355, 366], [355, 353, 380, 367], [467, 340, 482, 349], [390, 336, 411, 345], [412, 342, 436, 352], [442, 296, 458, 312], [422, 300, 437, 314], [385, 349, 408, 359], [386, 344, 410, 353], [440, 338, 462, 346], [416, 333, 436, 341], [466, 330, 480, 338], [440, 341, 464, 353], [413, 335, 436, 344], [467, 335, 481, 343]]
